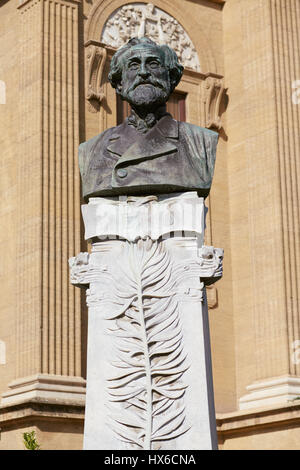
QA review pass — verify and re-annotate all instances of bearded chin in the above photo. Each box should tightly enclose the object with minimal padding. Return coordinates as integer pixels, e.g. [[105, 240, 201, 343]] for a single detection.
[[122, 85, 169, 109]]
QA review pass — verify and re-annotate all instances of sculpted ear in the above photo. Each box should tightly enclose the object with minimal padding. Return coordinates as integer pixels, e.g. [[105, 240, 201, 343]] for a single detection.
[[160, 44, 184, 93], [116, 82, 123, 94], [169, 65, 184, 92]]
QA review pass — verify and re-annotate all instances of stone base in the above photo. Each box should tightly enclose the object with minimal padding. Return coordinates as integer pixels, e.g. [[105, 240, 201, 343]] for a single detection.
[[239, 375, 300, 410], [82, 237, 218, 450], [71, 193, 223, 450], [1, 374, 86, 406], [0, 398, 85, 450], [217, 401, 300, 450]]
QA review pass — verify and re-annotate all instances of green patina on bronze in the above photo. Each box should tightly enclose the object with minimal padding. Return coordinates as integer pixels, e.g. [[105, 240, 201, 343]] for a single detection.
[[79, 37, 218, 200]]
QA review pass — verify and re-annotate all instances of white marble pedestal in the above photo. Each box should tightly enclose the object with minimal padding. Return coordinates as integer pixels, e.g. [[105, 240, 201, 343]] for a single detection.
[[70, 192, 223, 450]]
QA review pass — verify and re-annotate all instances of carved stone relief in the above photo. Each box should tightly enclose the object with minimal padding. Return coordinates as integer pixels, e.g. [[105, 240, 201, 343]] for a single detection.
[[202, 75, 225, 131], [86, 41, 107, 113], [101, 239, 191, 449], [101, 3, 201, 72], [70, 193, 223, 449], [69, 238, 223, 449]]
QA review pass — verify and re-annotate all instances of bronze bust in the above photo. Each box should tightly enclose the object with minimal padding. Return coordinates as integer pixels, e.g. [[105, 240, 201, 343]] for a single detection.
[[79, 37, 218, 201]]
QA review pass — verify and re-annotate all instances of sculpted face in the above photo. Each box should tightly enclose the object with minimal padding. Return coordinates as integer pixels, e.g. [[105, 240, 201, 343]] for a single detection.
[[117, 45, 172, 109]]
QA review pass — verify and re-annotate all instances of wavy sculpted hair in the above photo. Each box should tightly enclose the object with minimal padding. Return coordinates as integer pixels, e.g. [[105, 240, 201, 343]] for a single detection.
[[108, 37, 184, 93]]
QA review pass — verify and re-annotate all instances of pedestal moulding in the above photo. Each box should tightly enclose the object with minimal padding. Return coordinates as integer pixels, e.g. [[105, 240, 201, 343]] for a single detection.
[[70, 193, 224, 450]]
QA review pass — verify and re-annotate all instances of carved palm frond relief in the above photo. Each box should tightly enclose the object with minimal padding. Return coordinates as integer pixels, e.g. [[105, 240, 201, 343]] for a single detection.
[[105, 238, 191, 450]]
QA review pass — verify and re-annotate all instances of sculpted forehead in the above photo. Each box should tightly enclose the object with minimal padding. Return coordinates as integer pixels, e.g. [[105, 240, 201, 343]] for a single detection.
[[121, 45, 166, 64]]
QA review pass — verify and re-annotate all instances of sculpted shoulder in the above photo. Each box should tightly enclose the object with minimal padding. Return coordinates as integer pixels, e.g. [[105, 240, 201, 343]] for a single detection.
[[178, 120, 219, 142], [79, 126, 118, 155], [78, 126, 120, 178], [178, 121, 219, 180]]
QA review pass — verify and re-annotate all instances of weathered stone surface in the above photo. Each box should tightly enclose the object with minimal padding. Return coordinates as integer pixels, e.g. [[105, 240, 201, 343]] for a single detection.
[[71, 193, 223, 450]]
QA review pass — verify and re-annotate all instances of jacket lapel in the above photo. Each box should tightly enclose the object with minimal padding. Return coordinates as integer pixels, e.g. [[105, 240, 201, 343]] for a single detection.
[[106, 121, 138, 156], [112, 115, 179, 168], [156, 114, 179, 139]]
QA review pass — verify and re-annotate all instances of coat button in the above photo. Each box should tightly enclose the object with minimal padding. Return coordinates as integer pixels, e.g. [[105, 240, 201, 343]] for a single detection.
[[117, 168, 127, 178]]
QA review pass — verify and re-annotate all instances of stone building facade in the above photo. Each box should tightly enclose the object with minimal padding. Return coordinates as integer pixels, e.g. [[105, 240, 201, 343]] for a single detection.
[[0, 0, 300, 450]]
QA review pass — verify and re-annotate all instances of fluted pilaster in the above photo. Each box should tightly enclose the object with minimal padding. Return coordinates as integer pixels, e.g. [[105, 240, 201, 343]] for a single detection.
[[228, 0, 300, 409], [6, 0, 84, 404], [41, 0, 81, 377], [240, 0, 288, 382], [17, 0, 44, 380], [270, 0, 300, 376]]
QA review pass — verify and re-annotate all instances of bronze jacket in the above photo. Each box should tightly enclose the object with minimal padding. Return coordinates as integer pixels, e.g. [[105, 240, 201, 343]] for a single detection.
[[79, 114, 218, 201]]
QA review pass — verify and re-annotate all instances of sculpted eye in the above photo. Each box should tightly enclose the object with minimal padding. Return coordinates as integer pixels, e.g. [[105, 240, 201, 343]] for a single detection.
[[128, 61, 140, 70], [148, 60, 160, 68]]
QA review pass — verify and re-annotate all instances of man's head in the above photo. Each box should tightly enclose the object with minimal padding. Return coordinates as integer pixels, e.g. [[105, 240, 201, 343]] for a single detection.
[[108, 37, 184, 110]]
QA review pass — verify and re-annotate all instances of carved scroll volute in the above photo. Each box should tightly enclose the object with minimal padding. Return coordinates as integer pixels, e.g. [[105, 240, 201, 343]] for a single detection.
[[203, 75, 225, 131], [86, 42, 107, 113]]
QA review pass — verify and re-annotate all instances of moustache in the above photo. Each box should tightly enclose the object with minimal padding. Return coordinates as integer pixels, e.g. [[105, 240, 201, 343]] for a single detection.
[[128, 80, 166, 92]]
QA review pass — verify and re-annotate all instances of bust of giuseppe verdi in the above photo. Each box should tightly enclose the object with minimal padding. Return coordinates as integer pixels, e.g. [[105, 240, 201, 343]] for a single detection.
[[79, 37, 219, 201]]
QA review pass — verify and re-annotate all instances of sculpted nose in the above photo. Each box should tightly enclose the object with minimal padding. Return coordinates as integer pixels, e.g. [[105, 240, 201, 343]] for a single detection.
[[138, 63, 150, 78]]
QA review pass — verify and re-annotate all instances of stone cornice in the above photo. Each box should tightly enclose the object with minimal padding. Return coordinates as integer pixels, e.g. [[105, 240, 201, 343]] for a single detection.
[[0, 398, 85, 429], [185, 0, 225, 4], [216, 401, 300, 438], [203, 0, 225, 4], [1, 399, 299, 448], [17, 0, 81, 9]]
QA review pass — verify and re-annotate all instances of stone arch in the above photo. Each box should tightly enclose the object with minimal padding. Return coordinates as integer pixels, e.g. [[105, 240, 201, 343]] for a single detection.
[[85, 0, 216, 73], [100, 3, 201, 72]]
